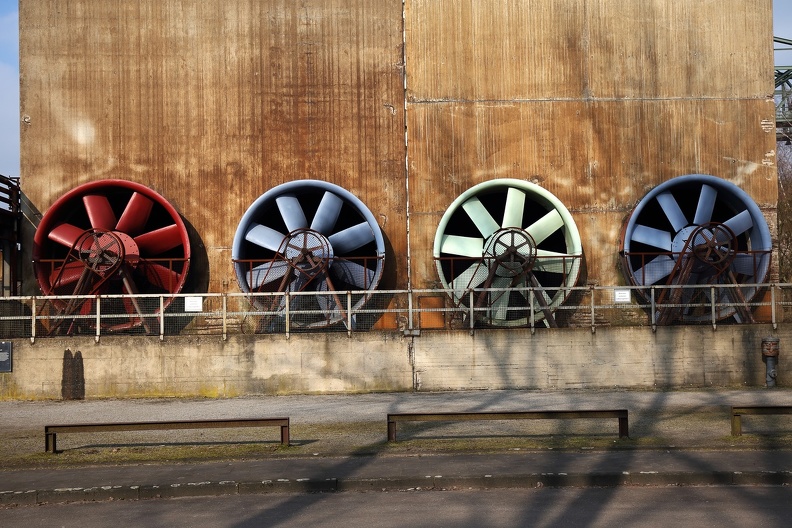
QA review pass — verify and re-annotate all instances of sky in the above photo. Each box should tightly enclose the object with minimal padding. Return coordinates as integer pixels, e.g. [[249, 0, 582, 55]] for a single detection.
[[0, 1, 791, 178]]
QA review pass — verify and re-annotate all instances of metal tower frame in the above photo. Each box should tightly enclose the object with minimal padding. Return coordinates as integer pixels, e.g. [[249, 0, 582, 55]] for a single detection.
[[776, 37, 792, 143]]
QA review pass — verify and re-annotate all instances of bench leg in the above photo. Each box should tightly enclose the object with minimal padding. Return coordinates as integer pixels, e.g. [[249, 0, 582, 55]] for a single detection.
[[281, 424, 290, 446], [731, 414, 742, 436], [387, 420, 396, 442], [618, 416, 629, 439], [45, 432, 57, 453]]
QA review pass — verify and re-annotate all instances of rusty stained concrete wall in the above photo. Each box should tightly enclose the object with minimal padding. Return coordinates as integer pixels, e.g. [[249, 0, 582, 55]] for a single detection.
[[405, 0, 778, 291], [18, 0, 778, 313], [19, 0, 407, 295], [1, 325, 788, 399]]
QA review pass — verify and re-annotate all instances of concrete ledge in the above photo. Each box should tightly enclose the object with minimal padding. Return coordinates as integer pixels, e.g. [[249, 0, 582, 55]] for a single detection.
[[337, 477, 431, 492], [139, 481, 238, 499], [238, 478, 338, 494], [5, 470, 792, 507], [731, 471, 792, 486], [0, 490, 37, 507]]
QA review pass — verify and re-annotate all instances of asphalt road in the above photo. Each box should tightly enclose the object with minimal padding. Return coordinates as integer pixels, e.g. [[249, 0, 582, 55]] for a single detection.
[[3, 486, 790, 528], [3, 387, 792, 516]]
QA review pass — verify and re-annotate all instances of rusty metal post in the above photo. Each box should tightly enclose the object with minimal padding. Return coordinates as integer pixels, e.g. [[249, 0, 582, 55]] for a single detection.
[[762, 337, 780, 387], [280, 421, 290, 446]]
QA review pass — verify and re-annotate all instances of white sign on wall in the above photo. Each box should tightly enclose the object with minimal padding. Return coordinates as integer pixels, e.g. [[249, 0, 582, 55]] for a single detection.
[[184, 296, 204, 312], [614, 289, 632, 303]]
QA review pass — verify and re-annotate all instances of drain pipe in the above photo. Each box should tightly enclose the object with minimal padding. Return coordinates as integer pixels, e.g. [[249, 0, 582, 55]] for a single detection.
[[761, 337, 780, 388]]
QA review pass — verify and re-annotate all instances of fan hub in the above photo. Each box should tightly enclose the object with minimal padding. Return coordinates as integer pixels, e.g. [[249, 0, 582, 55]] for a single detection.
[[484, 228, 538, 278], [670, 223, 735, 274], [670, 225, 697, 257], [283, 228, 334, 278], [75, 230, 140, 275], [690, 223, 736, 272]]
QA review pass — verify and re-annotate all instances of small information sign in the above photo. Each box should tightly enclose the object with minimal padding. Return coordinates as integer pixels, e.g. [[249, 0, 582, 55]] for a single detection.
[[614, 289, 632, 303], [184, 296, 204, 312], [0, 341, 12, 372]]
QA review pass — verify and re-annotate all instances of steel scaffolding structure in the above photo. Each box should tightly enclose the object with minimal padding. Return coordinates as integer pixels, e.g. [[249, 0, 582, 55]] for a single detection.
[[776, 36, 792, 143]]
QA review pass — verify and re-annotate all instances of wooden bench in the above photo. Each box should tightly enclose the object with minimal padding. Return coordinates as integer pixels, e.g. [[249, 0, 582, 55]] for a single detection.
[[45, 418, 290, 453], [731, 406, 792, 436], [387, 410, 629, 442]]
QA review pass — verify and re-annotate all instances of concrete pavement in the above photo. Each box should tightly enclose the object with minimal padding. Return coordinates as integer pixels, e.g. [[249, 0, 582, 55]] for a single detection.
[[2, 388, 792, 506]]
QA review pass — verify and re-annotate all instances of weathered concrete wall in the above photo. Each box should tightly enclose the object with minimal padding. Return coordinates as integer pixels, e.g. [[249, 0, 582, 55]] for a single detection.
[[0, 333, 412, 400], [413, 326, 782, 390], [1, 325, 789, 400]]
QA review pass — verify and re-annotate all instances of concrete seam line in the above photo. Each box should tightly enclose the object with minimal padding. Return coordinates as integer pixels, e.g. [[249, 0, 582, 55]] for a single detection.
[[4, 472, 792, 506]]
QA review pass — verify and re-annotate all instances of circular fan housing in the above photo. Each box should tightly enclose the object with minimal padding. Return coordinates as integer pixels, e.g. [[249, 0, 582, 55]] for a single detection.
[[33, 179, 191, 332], [434, 178, 583, 327], [620, 174, 772, 323], [232, 180, 385, 328]]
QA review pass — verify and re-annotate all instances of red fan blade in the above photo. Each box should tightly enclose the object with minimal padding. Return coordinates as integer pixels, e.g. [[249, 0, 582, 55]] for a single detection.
[[83, 195, 117, 231], [134, 224, 184, 256], [50, 261, 88, 289], [116, 192, 154, 236], [78, 298, 94, 316], [140, 261, 182, 292], [48, 223, 85, 248]]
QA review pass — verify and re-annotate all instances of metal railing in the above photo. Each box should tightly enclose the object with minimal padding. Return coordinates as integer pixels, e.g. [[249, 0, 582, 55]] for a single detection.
[[0, 282, 790, 342]]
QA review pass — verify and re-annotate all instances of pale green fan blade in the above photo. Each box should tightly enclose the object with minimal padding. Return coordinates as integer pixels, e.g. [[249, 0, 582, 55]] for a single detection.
[[490, 276, 513, 320], [440, 235, 485, 258], [534, 249, 575, 274], [462, 197, 500, 238], [525, 209, 564, 245], [502, 187, 525, 228], [451, 262, 490, 295]]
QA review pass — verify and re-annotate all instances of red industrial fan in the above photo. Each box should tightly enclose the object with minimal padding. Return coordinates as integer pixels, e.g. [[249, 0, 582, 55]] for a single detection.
[[33, 180, 191, 334]]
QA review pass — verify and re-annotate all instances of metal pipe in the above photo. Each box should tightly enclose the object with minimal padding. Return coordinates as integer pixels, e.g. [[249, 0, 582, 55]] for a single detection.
[[762, 337, 780, 388]]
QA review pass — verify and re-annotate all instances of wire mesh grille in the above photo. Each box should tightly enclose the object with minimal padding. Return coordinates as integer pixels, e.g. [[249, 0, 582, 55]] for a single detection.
[[0, 282, 788, 340]]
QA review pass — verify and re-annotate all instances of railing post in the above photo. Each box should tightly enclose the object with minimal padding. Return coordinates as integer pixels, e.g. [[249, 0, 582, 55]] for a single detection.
[[30, 296, 36, 344], [347, 290, 352, 337], [95, 295, 101, 343], [650, 287, 656, 332], [222, 294, 228, 341], [711, 285, 717, 331], [285, 293, 290, 339], [159, 296, 165, 340], [590, 285, 596, 334], [771, 284, 777, 331], [468, 290, 475, 332], [529, 289, 535, 334]]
